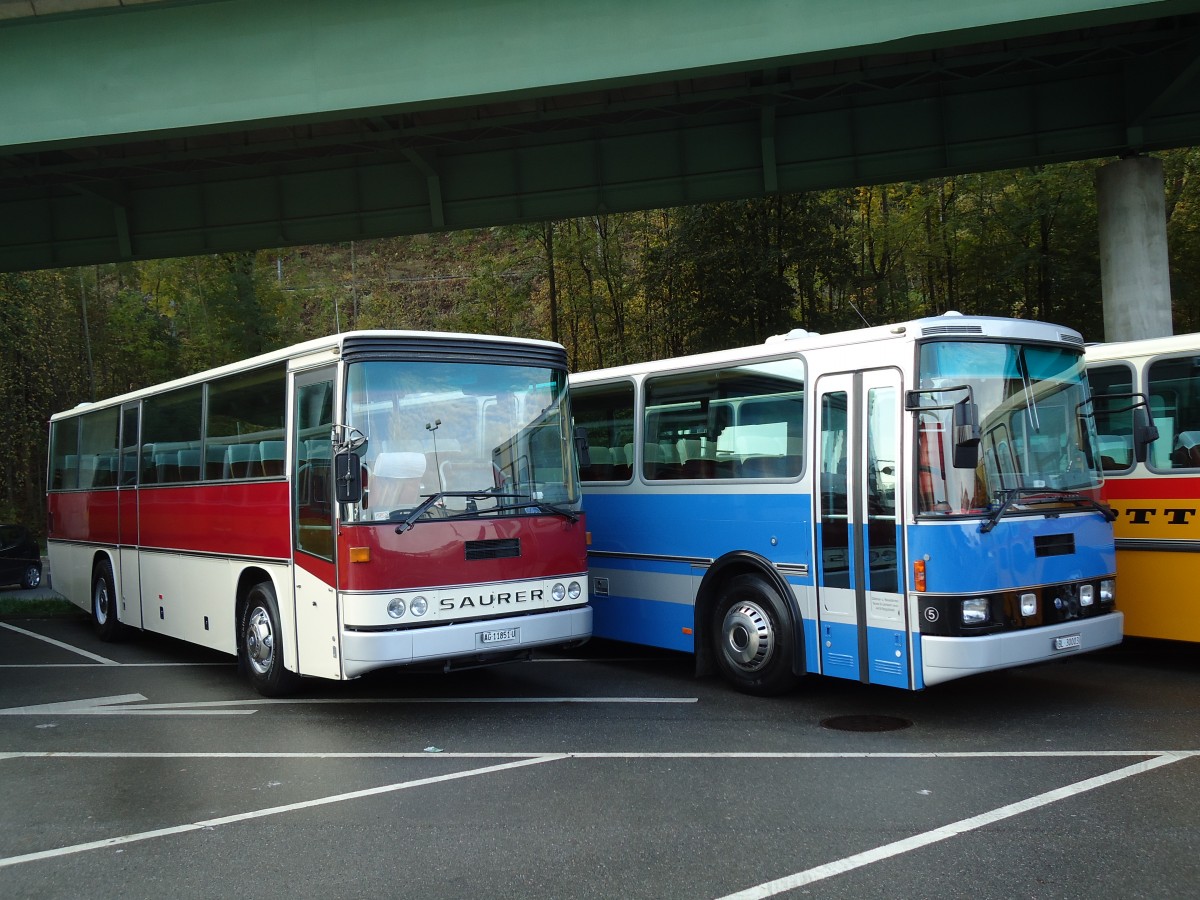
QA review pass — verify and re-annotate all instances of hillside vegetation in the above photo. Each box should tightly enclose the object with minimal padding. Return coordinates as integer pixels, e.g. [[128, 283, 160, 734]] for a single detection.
[[5, 152, 1200, 534]]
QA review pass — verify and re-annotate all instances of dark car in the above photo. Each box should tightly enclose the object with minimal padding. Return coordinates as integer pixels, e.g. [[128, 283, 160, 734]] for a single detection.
[[0, 524, 42, 589]]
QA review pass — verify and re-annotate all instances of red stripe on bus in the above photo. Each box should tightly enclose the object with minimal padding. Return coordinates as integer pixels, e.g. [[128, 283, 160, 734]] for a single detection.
[[1100, 476, 1200, 501]]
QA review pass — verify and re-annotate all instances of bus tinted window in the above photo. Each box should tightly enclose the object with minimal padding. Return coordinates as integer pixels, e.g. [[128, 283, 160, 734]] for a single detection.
[[643, 359, 805, 480], [141, 386, 203, 484], [48, 418, 79, 490], [1090, 363, 1136, 471], [206, 364, 287, 480], [573, 382, 635, 482], [79, 407, 120, 489], [1147, 354, 1200, 470]]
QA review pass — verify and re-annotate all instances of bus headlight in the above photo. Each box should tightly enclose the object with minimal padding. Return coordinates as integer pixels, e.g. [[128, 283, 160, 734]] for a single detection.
[[961, 598, 990, 626], [551, 583, 567, 602], [409, 596, 428, 617], [387, 598, 406, 619], [1100, 579, 1115, 604], [1020, 593, 1038, 617], [567, 581, 582, 601], [1079, 584, 1094, 607]]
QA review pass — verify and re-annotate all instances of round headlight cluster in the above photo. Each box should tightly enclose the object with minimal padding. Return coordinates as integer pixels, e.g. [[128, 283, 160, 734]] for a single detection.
[[386, 596, 428, 620], [550, 580, 584, 602]]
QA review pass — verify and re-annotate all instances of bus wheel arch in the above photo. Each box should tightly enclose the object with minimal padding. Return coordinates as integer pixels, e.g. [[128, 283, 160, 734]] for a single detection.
[[90, 552, 125, 642], [236, 570, 299, 697], [696, 553, 802, 696]]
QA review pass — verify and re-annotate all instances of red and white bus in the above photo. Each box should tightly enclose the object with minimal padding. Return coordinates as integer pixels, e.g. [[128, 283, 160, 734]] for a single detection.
[[47, 331, 591, 694]]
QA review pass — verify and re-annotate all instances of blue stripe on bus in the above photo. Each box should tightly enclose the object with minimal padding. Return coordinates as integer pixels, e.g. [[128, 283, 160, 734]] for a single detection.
[[590, 593, 695, 653], [904, 514, 1116, 593], [581, 491, 814, 578]]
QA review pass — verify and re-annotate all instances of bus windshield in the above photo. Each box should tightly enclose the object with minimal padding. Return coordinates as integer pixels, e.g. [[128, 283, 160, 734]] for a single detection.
[[344, 360, 579, 524], [917, 340, 1101, 515]]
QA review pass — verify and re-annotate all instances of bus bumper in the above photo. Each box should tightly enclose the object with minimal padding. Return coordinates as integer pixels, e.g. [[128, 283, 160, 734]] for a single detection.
[[339, 605, 592, 678], [920, 612, 1123, 687]]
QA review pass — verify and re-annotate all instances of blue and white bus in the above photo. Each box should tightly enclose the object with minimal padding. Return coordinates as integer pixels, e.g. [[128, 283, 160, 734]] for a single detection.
[[570, 314, 1127, 693]]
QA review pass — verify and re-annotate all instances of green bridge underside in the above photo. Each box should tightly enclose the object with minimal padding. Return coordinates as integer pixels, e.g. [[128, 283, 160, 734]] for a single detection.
[[2, 0, 1199, 271]]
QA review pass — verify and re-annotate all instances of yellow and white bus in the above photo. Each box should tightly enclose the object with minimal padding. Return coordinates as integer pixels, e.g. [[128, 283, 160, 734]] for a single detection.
[[1086, 332, 1200, 642]]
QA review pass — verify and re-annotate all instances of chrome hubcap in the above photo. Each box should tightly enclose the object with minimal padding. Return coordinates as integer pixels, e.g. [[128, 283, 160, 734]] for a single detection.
[[94, 580, 110, 625], [244, 606, 274, 676], [720, 601, 773, 672]]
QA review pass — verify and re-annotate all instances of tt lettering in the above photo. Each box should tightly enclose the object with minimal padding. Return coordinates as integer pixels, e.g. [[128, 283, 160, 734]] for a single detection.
[[1114, 507, 1197, 526]]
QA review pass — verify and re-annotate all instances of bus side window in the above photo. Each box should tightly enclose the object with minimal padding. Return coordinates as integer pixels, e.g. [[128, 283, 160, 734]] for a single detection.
[[1148, 355, 1200, 469], [294, 378, 335, 561], [1089, 363, 1135, 472]]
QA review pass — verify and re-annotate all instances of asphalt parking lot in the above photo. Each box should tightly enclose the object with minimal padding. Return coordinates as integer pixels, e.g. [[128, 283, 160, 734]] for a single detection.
[[1, 604, 1197, 900]]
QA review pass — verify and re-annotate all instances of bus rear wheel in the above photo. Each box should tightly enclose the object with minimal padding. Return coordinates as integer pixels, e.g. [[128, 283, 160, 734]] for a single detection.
[[712, 574, 799, 696], [91, 558, 124, 642], [239, 581, 299, 697]]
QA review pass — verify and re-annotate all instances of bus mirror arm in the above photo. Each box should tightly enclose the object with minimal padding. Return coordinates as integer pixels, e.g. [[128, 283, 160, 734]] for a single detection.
[[905, 385, 979, 469], [334, 451, 363, 504]]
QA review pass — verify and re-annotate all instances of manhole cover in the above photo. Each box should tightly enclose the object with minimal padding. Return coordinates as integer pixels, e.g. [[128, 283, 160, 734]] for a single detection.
[[820, 714, 913, 732]]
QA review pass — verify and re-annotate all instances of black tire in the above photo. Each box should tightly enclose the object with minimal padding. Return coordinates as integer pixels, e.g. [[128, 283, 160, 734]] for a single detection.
[[711, 573, 799, 696], [21, 563, 42, 590], [91, 558, 124, 641], [239, 581, 300, 697]]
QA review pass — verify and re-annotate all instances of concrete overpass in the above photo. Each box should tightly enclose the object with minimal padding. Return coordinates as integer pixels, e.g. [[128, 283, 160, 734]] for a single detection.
[[3, 1, 1200, 335]]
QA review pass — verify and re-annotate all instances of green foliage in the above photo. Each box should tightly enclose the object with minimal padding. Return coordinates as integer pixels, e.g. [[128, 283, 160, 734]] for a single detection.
[[3, 151, 1198, 537]]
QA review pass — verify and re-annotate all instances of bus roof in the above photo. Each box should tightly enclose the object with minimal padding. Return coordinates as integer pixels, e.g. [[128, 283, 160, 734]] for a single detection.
[[51, 329, 566, 421], [570, 313, 1084, 383], [1085, 331, 1200, 363]]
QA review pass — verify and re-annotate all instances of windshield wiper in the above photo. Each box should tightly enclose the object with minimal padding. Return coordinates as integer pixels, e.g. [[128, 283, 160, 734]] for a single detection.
[[980, 488, 1116, 534], [442, 498, 580, 523], [395, 491, 579, 533]]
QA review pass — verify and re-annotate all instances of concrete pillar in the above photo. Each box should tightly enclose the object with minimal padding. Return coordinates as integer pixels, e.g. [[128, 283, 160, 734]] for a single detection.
[[1096, 156, 1173, 341]]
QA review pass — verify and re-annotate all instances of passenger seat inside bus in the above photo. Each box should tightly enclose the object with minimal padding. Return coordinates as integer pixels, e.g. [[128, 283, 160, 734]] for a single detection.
[[1174, 431, 1200, 467], [368, 451, 426, 511]]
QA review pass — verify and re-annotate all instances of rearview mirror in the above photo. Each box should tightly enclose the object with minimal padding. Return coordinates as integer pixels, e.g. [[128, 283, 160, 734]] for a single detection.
[[952, 397, 981, 469], [334, 451, 363, 503]]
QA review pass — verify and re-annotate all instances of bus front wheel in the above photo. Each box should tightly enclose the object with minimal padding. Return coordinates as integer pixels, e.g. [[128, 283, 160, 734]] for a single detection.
[[712, 574, 799, 696], [91, 559, 124, 642], [239, 582, 299, 697]]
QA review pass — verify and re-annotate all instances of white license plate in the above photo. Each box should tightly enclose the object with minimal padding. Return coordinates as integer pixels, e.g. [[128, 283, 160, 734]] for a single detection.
[[479, 627, 520, 645], [1053, 633, 1081, 651]]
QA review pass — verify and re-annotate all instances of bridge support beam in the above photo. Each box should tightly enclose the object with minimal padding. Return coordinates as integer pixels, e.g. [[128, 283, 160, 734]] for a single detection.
[[1097, 156, 1173, 341]]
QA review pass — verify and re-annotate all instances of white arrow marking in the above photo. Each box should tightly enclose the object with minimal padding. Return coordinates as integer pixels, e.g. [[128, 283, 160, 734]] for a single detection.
[[0, 694, 255, 716]]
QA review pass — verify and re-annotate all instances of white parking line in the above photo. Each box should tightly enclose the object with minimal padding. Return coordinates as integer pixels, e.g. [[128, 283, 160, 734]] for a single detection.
[[2, 750, 1196, 760], [0, 755, 567, 870], [0, 622, 119, 665], [714, 752, 1190, 899], [0, 750, 1191, 875], [0, 694, 700, 716]]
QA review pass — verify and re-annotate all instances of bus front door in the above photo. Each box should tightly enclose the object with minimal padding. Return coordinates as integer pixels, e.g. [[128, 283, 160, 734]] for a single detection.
[[815, 369, 908, 688], [117, 402, 143, 629]]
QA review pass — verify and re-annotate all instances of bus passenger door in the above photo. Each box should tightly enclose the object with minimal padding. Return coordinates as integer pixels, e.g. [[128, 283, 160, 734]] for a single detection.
[[117, 402, 143, 629], [815, 370, 908, 687], [291, 368, 342, 680]]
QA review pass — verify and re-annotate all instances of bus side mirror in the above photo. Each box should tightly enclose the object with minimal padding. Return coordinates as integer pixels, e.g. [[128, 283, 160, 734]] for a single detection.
[[574, 426, 591, 468], [952, 398, 981, 469], [1077, 414, 1096, 470], [1132, 407, 1160, 464], [334, 450, 363, 503]]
